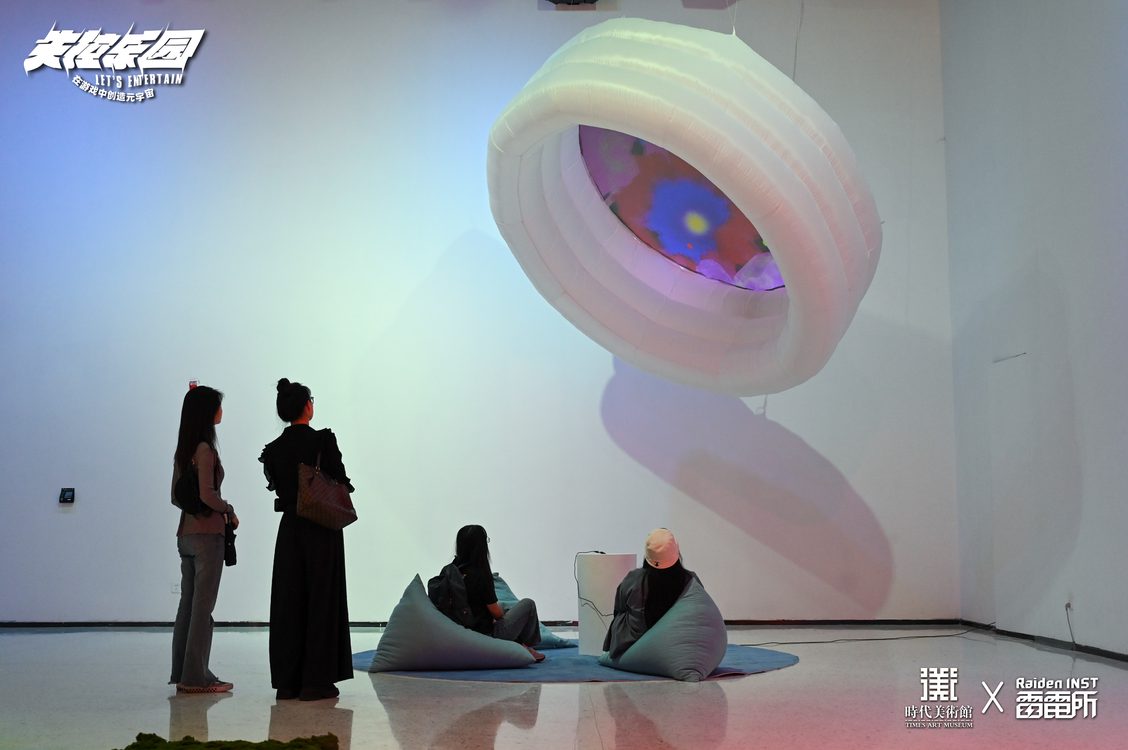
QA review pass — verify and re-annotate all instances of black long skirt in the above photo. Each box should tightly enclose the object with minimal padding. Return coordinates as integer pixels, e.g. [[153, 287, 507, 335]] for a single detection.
[[269, 512, 352, 691]]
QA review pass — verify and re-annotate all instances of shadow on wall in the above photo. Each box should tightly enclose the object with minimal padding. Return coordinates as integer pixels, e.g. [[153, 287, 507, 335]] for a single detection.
[[601, 357, 893, 614]]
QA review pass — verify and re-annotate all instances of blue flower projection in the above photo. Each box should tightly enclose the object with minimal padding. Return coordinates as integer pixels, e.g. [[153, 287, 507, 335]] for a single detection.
[[579, 125, 782, 292], [646, 179, 730, 263]]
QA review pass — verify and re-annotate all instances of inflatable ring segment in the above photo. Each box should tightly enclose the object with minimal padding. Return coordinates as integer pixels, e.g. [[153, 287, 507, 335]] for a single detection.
[[487, 18, 881, 395]]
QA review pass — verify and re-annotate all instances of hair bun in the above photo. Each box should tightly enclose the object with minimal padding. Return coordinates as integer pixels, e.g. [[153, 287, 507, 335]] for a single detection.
[[277, 378, 291, 392]]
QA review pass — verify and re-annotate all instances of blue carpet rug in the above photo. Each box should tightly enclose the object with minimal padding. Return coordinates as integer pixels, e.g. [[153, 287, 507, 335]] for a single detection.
[[352, 644, 798, 683]]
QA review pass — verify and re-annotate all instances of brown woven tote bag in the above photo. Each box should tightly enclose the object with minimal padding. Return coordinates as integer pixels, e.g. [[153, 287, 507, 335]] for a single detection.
[[296, 447, 357, 530]]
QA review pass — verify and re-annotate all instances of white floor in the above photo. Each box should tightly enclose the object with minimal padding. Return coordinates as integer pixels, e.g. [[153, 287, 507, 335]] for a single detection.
[[0, 625, 1124, 749]]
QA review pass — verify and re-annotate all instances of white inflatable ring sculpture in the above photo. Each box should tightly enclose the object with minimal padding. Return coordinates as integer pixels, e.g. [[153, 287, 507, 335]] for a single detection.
[[487, 18, 881, 395]]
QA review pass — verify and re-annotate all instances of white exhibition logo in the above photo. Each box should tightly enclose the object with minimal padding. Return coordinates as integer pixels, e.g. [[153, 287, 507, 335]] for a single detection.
[[24, 24, 204, 103]]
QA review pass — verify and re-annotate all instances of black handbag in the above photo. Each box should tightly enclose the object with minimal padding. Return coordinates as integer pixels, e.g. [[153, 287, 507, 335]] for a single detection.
[[172, 462, 209, 516], [296, 434, 357, 530]]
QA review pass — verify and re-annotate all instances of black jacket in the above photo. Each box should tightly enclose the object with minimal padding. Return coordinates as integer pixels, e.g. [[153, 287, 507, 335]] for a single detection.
[[602, 566, 698, 659], [260, 424, 353, 514]]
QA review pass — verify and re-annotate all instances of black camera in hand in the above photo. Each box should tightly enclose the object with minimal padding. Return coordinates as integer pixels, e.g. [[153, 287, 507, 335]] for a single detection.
[[224, 518, 237, 567]]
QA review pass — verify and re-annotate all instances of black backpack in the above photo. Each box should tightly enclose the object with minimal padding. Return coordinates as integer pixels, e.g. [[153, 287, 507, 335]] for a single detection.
[[427, 562, 475, 628], [172, 461, 213, 516]]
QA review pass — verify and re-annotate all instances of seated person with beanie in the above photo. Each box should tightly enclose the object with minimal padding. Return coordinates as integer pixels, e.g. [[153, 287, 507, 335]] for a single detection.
[[602, 528, 699, 659]]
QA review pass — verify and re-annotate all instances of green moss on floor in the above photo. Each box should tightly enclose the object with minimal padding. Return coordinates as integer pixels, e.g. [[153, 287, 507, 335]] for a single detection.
[[114, 733, 339, 750]]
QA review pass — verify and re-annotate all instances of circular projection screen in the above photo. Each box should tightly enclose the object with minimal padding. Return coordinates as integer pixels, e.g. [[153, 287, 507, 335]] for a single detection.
[[487, 18, 881, 395], [580, 124, 784, 293]]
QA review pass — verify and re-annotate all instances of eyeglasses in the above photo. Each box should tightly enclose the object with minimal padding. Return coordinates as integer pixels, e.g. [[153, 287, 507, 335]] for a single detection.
[[309, 397, 315, 404]]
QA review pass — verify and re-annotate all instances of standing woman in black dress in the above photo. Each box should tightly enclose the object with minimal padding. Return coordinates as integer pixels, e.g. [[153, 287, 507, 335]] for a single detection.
[[259, 378, 354, 700]]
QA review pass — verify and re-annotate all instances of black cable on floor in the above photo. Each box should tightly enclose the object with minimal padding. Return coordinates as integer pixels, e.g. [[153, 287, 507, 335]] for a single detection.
[[743, 624, 997, 648]]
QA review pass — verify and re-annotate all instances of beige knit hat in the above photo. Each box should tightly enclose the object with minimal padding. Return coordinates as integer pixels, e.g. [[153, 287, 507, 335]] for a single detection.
[[644, 528, 680, 569]]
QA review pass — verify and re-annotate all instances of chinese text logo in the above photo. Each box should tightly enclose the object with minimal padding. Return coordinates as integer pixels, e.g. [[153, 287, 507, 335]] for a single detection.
[[24, 24, 204, 103], [906, 667, 974, 729], [1016, 677, 1099, 720]]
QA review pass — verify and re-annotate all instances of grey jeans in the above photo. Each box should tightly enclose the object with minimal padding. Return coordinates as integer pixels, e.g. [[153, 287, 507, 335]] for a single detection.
[[492, 598, 541, 647], [171, 534, 225, 686]]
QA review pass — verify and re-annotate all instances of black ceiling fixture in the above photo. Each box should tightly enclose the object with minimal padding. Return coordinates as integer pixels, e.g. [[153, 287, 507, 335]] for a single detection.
[[548, 0, 598, 5]]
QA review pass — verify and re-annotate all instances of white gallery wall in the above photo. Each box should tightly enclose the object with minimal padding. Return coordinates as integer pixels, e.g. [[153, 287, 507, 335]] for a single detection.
[[942, 0, 1128, 654], [0, 0, 957, 625]]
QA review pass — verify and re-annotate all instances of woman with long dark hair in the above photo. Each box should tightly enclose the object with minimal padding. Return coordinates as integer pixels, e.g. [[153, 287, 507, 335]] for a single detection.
[[170, 384, 239, 693], [454, 524, 545, 661], [259, 378, 354, 700]]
